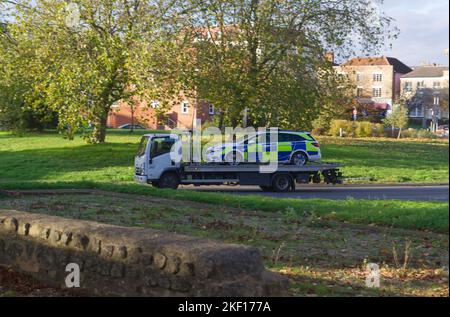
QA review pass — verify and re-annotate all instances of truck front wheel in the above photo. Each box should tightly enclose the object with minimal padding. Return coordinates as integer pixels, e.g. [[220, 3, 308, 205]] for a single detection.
[[158, 172, 180, 190]]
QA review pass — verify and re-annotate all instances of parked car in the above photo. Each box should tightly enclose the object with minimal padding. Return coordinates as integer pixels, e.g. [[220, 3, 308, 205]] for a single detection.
[[205, 131, 321, 166], [436, 125, 449, 138], [118, 124, 146, 130]]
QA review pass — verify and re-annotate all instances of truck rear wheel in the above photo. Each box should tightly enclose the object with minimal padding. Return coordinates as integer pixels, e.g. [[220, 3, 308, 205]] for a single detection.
[[272, 174, 293, 192], [158, 172, 180, 190]]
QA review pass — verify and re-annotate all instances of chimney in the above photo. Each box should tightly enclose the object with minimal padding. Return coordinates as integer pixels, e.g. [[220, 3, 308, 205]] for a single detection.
[[325, 52, 335, 64]]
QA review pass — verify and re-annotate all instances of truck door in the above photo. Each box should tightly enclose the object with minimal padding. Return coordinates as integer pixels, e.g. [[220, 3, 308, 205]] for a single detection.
[[147, 137, 177, 180]]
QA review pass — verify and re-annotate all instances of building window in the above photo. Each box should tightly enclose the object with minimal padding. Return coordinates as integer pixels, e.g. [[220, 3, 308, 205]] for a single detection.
[[372, 87, 382, 98], [410, 106, 424, 118], [356, 87, 364, 97], [181, 101, 189, 114], [417, 81, 426, 89], [434, 96, 440, 105], [433, 82, 441, 89], [356, 73, 363, 82], [404, 82, 413, 92], [373, 73, 382, 82], [208, 104, 215, 115]]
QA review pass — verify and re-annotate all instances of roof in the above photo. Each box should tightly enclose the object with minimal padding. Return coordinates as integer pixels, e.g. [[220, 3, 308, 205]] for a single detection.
[[342, 56, 412, 74], [401, 66, 449, 78]]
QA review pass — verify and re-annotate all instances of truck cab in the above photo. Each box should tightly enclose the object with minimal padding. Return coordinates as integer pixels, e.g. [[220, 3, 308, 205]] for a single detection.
[[134, 134, 180, 186]]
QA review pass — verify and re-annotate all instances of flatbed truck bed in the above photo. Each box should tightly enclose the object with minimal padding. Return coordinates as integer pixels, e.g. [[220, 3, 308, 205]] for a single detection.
[[136, 162, 343, 192]]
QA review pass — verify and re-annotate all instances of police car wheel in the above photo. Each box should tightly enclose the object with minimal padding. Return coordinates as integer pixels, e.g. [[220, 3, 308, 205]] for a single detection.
[[158, 172, 179, 190], [225, 151, 243, 166], [272, 174, 292, 192], [291, 152, 308, 166]]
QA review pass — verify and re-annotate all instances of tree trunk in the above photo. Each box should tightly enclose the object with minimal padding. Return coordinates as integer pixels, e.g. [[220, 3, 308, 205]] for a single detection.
[[130, 108, 135, 133], [91, 113, 108, 143], [397, 127, 402, 139], [218, 110, 224, 132]]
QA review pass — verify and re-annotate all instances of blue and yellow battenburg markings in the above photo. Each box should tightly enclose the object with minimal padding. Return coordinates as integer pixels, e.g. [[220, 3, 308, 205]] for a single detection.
[[221, 133, 318, 162]]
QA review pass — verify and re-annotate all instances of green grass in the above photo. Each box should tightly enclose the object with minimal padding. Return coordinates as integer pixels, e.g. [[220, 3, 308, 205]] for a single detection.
[[317, 137, 449, 183], [0, 130, 448, 232], [0, 130, 447, 184], [0, 181, 448, 233]]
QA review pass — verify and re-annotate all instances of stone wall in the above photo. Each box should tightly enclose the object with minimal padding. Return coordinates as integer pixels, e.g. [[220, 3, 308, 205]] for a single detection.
[[0, 210, 288, 296]]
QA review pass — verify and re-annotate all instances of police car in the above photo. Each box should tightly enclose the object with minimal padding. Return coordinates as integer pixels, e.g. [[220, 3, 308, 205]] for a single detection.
[[205, 131, 321, 166]]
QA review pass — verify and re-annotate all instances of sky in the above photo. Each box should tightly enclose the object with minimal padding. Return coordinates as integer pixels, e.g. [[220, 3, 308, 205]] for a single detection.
[[379, 0, 449, 66]]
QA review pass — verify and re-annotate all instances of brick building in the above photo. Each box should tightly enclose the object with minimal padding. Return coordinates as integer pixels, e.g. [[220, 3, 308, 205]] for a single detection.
[[334, 56, 412, 120], [107, 97, 216, 130]]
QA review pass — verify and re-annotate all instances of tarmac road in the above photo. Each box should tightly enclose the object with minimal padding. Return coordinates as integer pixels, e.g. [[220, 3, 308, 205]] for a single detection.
[[181, 184, 449, 202]]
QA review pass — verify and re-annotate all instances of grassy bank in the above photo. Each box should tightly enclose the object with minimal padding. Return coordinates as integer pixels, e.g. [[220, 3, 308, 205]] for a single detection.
[[1, 193, 447, 297], [0, 181, 448, 233]]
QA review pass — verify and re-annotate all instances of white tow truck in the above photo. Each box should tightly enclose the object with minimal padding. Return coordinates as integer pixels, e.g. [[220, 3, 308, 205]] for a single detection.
[[134, 133, 343, 192]]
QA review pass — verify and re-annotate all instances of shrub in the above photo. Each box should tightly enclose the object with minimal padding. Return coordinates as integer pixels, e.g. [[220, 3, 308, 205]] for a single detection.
[[330, 120, 377, 137], [373, 123, 385, 137], [401, 128, 437, 139], [400, 129, 417, 139], [355, 121, 372, 138], [417, 129, 438, 139], [311, 127, 324, 136], [330, 120, 355, 137]]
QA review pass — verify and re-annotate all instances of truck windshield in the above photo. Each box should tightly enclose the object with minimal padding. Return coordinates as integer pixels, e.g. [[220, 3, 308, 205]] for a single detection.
[[136, 136, 149, 157]]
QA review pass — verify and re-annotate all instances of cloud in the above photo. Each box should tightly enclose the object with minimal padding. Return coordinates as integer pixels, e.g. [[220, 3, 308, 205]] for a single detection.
[[381, 0, 449, 66]]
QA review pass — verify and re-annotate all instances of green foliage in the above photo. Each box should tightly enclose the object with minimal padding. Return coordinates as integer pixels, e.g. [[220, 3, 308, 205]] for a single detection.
[[330, 120, 352, 136], [329, 120, 394, 138], [401, 129, 438, 140], [179, 0, 397, 129], [384, 99, 409, 139], [355, 121, 373, 138], [0, 22, 56, 132], [373, 123, 386, 137], [0, 0, 184, 143]]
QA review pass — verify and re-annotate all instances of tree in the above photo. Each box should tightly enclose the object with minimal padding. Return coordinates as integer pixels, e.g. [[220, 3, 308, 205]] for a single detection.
[[0, 20, 57, 132], [178, 0, 397, 129], [384, 98, 409, 139], [1, 0, 185, 142]]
